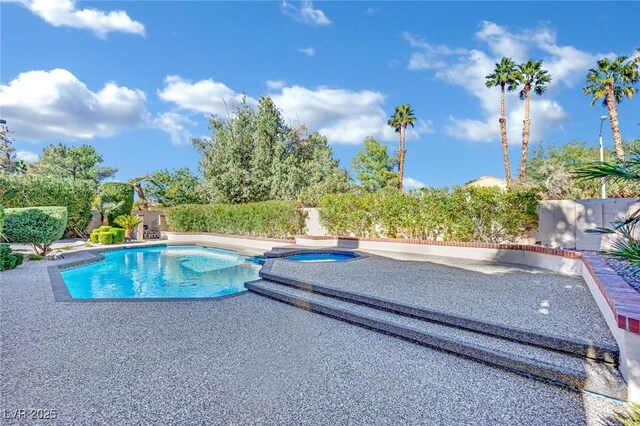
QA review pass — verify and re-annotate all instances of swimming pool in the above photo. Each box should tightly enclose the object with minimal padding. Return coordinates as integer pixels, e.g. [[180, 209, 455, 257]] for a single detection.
[[284, 252, 358, 262], [61, 246, 260, 299]]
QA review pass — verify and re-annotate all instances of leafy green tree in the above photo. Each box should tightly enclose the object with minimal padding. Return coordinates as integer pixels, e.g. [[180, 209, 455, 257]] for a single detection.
[[486, 57, 519, 186], [29, 144, 117, 184], [352, 137, 398, 192], [584, 55, 640, 161], [516, 60, 551, 179], [527, 140, 640, 199], [143, 168, 204, 207], [193, 96, 348, 205], [387, 104, 416, 191]]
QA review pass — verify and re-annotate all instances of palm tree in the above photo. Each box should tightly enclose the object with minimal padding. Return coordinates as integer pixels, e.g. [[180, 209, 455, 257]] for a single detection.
[[485, 57, 519, 186], [387, 104, 416, 191], [516, 60, 551, 179], [584, 55, 640, 162]]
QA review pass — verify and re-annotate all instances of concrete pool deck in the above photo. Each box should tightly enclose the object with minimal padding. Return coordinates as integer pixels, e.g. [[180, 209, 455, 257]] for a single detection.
[[0, 251, 625, 424], [264, 252, 616, 349]]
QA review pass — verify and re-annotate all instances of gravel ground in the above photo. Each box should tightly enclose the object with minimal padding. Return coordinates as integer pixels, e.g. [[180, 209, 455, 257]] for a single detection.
[[598, 253, 640, 293], [0, 253, 623, 425], [269, 253, 617, 347]]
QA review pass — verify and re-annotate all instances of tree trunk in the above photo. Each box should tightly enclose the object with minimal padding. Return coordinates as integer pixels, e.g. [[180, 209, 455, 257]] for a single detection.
[[398, 124, 406, 191], [102, 215, 109, 226], [605, 84, 625, 162], [134, 182, 149, 210], [520, 86, 531, 179], [499, 84, 511, 187]]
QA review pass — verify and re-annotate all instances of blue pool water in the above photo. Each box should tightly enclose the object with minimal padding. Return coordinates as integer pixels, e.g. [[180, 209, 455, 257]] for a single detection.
[[61, 246, 261, 299], [285, 252, 356, 262]]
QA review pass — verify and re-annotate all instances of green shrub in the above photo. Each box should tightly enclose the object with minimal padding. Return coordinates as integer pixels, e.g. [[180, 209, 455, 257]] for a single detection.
[[0, 243, 23, 271], [95, 182, 134, 225], [0, 204, 4, 235], [165, 200, 305, 239], [0, 175, 95, 236], [98, 232, 114, 244], [111, 228, 125, 243], [3, 207, 68, 255], [29, 254, 44, 261], [319, 187, 539, 243], [89, 231, 100, 243]]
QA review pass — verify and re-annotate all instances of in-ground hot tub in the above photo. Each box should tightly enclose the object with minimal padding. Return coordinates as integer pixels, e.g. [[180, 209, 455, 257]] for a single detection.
[[282, 251, 360, 262]]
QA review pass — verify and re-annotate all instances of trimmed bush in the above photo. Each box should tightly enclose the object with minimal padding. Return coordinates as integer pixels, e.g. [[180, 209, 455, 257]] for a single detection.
[[111, 228, 125, 243], [319, 187, 539, 243], [96, 182, 134, 225], [90, 225, 125, 245], [98, 232, 113, 244], [165, 200, 305, 239], [0, 175, 95, 236], [4, 207, 68, 255], [0, 243, 25, 271]]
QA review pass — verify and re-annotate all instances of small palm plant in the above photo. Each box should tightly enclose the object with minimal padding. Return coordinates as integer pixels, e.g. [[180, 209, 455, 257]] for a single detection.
[[576, 148, 640, 270], [95, 197, 124, 226], [113, 215, 142, 240]]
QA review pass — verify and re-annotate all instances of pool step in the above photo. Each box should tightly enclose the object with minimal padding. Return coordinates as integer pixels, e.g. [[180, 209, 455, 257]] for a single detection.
[[246, 279, 627, 401], [259, 268, 619, 365]]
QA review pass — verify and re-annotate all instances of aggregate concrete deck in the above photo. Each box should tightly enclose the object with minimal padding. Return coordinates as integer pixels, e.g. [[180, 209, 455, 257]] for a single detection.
[[267, 252, 617, 349], [0, 253, 622, 425]]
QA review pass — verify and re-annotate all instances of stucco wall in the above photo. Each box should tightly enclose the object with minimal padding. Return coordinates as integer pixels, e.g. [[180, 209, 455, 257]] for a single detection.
[[537, 198, 639, 250]]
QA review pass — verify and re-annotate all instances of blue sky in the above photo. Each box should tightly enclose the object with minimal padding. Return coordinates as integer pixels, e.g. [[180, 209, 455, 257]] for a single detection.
[[1, 1, 639, 188]]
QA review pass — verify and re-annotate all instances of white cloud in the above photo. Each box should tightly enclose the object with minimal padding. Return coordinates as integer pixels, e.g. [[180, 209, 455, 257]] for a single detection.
[[17, 0, 145, 38], [158, 75, 257, 116], [15, 150, 39, 162], [267, 80, 286, 90], [281, 1, 331, 26], [0, 68, 148, 141], [404, 21, 606, 143], [157, 76, 431, 145], [153, 112, 194, 145], [403, 177, 426, 191], [402, 32, 467, 70], [272, 85, 396, 144], [298, 47, 316, 57]]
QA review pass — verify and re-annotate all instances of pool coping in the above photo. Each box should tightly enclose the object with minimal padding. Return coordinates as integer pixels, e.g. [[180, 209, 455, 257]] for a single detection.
[[47, 242, 254, 303], [264, 247, 368, 262]]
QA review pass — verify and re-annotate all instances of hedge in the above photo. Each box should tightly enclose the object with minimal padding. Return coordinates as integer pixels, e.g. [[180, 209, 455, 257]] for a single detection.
[[319, 187, 540, 243], [3, 207, 68, 255], [96, 182, 134, 225], [165, 200, 305, 239], [0, 175, 95, 236]]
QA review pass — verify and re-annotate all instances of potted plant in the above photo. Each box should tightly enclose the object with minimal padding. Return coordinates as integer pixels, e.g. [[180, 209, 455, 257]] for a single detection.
[[113, 215, 143, 241]]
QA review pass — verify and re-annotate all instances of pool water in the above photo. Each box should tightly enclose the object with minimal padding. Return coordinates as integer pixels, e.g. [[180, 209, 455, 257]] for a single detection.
[[285, 252, 356, 262], [61, 246, 261, 299]]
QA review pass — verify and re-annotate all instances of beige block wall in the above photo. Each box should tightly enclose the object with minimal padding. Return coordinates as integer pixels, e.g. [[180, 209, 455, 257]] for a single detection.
[[86, 210, 167, 234], [537, 198, 639, 250]]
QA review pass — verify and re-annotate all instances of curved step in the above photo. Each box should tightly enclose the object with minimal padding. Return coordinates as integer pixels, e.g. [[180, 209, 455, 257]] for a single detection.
[[246, 279, 627, 401], [259, 265, 619, 365]]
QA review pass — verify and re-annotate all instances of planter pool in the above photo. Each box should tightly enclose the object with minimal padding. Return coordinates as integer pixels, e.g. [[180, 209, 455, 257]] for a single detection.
[[283, 252, 358, 262], [61, 246, 260, 299]]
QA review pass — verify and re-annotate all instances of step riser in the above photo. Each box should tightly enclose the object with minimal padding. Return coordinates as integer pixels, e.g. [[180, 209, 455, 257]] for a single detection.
[[259, 270, 619, 365], [247, 282, 626, 401]]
